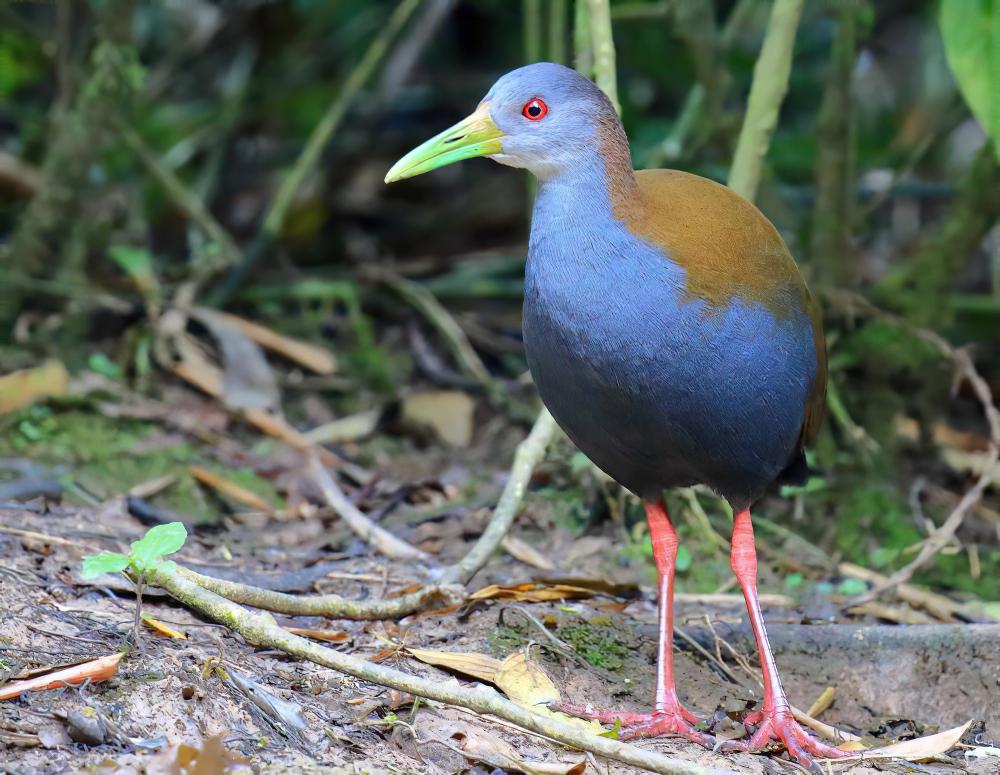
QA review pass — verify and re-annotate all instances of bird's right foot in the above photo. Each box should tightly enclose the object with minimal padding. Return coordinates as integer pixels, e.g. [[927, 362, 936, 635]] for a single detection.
[[554, 700, 715, 747]]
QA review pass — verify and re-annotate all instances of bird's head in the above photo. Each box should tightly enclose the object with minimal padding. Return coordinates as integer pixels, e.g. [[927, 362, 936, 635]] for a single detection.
[[385, 62, 621, 184]]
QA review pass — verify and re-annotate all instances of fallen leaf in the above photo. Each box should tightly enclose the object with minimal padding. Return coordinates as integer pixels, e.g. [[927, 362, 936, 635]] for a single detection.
[[0, 360, 69, 415], [205, 308, 336, 375], [189, 308, 280, 411], [493, 650, 604, 735], [144, 733, 252, 774], [838, 719, 973, 762], [190, 465, 274, 513], [450, 726, 586, 775], [0, 653, 123, 700], [407, 648, 501, 683], [494, 651, 559, 706], [141, 613, 187, 639], [502, 535, 556, 570], [469, 583, 597, 603], [400, 390, 475, 447], [284, 627, 351, 644], [223, 667, 307, 732]]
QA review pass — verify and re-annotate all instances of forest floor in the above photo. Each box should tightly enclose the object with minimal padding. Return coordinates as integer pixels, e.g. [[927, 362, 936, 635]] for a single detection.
[[0, 391, 997, 774]]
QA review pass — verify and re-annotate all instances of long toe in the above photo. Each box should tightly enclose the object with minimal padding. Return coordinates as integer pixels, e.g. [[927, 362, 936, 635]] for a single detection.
[[620, 712, 716, 748], [721, 707, 847, 769], [554, 702, 714, 747], [552, 701, 650, 726]]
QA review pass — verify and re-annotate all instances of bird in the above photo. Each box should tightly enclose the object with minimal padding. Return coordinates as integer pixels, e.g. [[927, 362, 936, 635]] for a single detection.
[[385, 62, 842, 769]]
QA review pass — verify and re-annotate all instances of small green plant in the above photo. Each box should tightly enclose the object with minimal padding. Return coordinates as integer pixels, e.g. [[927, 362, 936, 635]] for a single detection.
[[81, 522, 188, 647]]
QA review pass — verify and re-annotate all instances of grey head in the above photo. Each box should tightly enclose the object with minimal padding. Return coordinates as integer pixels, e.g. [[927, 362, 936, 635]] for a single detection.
[[384, 62, 624, 185], [483, 62, 621, 180]]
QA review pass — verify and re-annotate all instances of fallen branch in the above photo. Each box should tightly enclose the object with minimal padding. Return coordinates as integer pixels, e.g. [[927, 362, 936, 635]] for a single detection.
[[149, 564, 725, 775], [174, 565, 460, 620], [307, 453, 429, 562], [375, 270, 497, 396]]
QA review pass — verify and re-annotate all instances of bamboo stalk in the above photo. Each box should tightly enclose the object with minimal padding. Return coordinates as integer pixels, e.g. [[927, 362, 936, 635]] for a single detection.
[[727, 0, 804, 200], [585, 0, 619, 113]]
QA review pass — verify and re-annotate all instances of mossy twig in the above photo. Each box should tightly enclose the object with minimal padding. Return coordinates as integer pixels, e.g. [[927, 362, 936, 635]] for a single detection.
[[174, 565, 459, 619]]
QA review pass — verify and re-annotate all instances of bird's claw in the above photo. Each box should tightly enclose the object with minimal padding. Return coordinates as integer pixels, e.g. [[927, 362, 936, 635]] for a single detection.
[[719, 705, 847, 769], [553, 701, 715, 747]]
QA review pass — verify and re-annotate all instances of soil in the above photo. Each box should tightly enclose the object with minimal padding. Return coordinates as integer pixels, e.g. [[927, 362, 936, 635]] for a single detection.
[[0, 499, 994, 774]]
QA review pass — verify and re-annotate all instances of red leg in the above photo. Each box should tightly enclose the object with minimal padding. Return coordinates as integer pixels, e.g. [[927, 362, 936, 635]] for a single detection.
[[557, 500, 712, 746], [723, 509, 846, 767]]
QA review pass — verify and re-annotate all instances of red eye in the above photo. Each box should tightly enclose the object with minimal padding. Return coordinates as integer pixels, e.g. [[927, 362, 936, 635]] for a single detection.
[[522, 98, 548, 121]]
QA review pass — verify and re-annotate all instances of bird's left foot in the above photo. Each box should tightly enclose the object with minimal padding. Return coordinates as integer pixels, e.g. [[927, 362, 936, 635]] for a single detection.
[[720, 705, 847, 769]]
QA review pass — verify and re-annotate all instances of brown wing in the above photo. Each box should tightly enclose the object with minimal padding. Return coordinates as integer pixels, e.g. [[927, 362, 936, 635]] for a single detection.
[[619, 169, 828, 451]]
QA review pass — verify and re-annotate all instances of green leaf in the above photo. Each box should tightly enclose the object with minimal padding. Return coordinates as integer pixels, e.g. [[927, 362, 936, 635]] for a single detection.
[[108, 245, 161, 305], [836, 577, 868, 597], [940, 0, 1000, 156], [784, 572, 805, 589], [674, 545, 692, 573], [87, 352, 122, 379], [81, 551, 130, 579], [130, 522, 188, 571]]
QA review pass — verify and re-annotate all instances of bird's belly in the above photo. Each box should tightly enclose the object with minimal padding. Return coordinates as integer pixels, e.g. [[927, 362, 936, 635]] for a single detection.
[[523, 264, 816, 505]]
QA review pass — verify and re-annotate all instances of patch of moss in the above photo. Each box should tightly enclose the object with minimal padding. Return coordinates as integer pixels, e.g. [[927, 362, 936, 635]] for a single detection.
[[0, 406, 281, 523], [486, 624, 526, 656], [558, 622, 630, 671]]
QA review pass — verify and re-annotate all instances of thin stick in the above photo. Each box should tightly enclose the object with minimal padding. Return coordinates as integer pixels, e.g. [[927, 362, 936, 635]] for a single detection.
[[727, 0, 804, 200], [215, 0, 421, 302], [119, 124, 242, 281], [441, 408, 557, 585], [376, 270, 496, 395], [174, 565, 459, 620], [586, 0, 619, 113], [149, 565, 726, 775], [825, 290, 1000, 606], [307, 453, 429, 562]]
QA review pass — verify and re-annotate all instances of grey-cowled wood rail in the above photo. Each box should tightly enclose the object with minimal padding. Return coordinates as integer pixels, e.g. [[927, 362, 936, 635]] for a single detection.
[[385, 63, 842, 769]]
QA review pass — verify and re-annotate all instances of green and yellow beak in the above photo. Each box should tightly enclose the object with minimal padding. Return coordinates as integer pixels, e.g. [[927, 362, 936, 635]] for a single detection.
[[384, 102, 504, 183]]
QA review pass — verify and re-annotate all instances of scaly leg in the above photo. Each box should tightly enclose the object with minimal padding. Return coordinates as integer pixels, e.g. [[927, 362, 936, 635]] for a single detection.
[[722, 509, 847, 767], [557, 500, 713, 746]]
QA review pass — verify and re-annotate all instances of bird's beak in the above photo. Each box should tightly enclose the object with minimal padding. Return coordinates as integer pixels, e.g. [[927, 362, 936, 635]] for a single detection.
[[384, 102, 504, 184]]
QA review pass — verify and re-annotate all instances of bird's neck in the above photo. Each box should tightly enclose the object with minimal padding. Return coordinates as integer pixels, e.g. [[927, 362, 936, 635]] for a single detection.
[[531, 128, 641, 244]]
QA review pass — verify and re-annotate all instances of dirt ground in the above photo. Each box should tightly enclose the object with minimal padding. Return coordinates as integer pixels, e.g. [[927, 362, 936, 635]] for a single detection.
[[1, 495, 996, 775]]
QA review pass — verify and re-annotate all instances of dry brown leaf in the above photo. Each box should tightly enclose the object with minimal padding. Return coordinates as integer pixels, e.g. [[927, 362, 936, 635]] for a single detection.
[[400, 390, 475, 447], [502, 535, 556, 570], [141, 613, 187, 639], [450, 726, 585, 775], [0, 359, 69, 415], [208, 309, 336, 375], [0, 653, 123, 700], [838, 719, 972, 762], [494, 651, 560, 707], [493, 651, 602, 735], [407, 648, 501, 683], [285, 627, 351, 644], [190, 465, 274, 513], [469, 583, 596, 603]]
